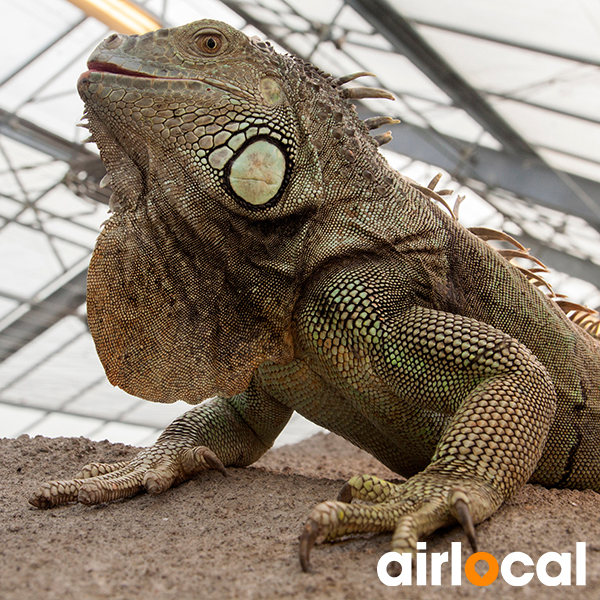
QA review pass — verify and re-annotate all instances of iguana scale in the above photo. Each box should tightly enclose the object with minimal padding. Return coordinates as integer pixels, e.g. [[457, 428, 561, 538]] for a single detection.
[[29, 20, 600, 572]]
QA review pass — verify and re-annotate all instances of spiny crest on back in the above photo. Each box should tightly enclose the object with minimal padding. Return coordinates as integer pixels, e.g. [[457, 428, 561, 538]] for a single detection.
[[414, 173, 600, 340], [332, 71, 398, 148]]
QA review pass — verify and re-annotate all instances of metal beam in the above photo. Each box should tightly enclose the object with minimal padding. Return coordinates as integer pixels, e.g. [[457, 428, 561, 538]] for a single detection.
[[345, 0, 538, 157], [0, 107, 110, 204], [65, 0, 164, 35], [0, 262, 88, 363], [0, 106, 90, 163], [0, 17, 88, 88]]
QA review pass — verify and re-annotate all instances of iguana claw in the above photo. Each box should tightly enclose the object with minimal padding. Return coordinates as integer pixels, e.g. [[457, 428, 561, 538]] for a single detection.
[[336, 481, 353, 503], [449, 487, 478, 553], [299, 520, 320, 572]]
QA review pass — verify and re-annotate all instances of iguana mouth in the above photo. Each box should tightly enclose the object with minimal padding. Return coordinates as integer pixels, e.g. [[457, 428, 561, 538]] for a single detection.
[[83, 62, 246, 98], [86, 61, 158, 78]]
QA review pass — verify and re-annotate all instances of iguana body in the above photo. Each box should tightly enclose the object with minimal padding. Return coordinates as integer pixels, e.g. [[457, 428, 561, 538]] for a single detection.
[[30, 20, 600, 570]]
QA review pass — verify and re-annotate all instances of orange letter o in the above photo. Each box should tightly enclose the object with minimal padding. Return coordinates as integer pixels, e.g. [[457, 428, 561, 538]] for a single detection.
[[465, 552, 499, 586]]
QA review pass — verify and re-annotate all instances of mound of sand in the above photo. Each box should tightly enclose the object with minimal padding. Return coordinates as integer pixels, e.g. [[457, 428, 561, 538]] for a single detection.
[[1, 432, 599, 599]]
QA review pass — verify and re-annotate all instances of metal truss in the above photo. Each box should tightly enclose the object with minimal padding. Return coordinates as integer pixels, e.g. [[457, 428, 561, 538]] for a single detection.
[[346, 0, 538, 157], [376, 118, 600, 227]]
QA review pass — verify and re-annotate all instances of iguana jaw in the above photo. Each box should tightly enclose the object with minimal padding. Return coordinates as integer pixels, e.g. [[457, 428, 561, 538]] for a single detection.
[[84, 107, 147, 212]]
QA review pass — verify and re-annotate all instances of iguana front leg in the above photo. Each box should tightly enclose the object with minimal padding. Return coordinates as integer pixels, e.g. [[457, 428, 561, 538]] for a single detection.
[[30, 387, 293, 508], [299, 306, 557, 570]]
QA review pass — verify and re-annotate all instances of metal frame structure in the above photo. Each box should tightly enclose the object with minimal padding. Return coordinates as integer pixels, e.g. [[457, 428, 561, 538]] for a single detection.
[[1, 0, 599, 442]]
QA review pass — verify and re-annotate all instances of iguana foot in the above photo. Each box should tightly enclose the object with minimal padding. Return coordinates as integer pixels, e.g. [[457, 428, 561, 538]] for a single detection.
[[29, 443, 226, 508], [299, 472, 502, 571]]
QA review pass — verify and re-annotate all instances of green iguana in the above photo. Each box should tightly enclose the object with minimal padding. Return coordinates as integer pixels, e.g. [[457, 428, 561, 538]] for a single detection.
[[30, 20, 600, 572]]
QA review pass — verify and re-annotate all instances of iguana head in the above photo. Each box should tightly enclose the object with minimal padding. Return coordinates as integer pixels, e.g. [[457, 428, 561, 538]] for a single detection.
[[80, 20, 317, 215], [79, 20, 399, 402]]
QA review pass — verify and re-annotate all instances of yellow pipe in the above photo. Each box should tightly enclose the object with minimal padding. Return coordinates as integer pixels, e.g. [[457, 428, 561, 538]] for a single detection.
[[67, 0, 162, 35]]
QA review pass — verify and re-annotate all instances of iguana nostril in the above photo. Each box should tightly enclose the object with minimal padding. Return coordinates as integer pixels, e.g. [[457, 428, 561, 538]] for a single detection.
[[104, 33, 122, 49]]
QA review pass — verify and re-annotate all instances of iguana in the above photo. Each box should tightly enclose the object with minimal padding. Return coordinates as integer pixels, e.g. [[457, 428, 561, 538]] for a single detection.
[[30, 20, 600, 572]]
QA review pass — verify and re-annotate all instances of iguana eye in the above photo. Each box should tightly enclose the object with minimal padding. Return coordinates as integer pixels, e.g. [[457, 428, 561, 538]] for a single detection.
[[196, 32, 223, 55]]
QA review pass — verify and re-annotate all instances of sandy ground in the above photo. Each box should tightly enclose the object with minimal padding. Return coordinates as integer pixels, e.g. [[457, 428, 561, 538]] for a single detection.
[[1, 432, 600, 600]]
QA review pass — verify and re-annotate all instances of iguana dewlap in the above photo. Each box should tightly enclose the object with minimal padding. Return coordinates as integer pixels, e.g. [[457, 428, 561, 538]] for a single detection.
[[29, 20, 600, 572]]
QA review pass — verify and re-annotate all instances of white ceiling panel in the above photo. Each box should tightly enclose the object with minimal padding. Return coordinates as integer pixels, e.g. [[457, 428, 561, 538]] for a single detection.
[[490, 97, 600, 164], [388, 0, 600, 63]]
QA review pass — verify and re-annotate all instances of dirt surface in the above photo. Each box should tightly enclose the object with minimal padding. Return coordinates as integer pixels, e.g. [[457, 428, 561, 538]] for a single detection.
[[1, 433, 599, 600]]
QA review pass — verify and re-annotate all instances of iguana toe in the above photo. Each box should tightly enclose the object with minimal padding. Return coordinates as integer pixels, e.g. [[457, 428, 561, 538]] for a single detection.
[[143, 447, 226, 495], [29, 480, 83, 509], [299, 495, 408, 571], [338, 474, 404, 503], [74, 461, 129, 479]]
